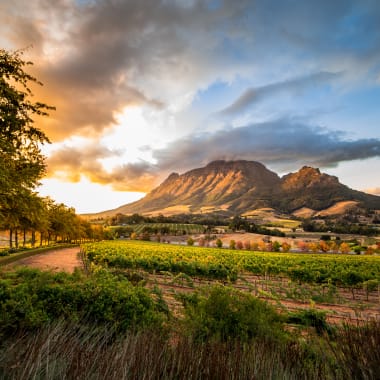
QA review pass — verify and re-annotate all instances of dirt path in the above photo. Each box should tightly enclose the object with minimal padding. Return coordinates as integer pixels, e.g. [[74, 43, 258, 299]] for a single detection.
[[7, 247, 82, 273]]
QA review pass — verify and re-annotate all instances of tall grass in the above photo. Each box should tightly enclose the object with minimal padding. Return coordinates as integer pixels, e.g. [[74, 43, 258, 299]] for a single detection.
[[329, 320, 380, 380], [1, 320, 379, 379], [0, 321, 321, 380]]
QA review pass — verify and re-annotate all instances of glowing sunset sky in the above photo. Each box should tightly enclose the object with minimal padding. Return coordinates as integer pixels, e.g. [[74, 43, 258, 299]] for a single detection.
[[1, 0, 380, 213]]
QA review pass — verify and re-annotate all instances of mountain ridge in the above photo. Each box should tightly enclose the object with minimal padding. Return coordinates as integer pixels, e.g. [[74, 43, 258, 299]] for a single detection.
[[85, 160, 380, 217]]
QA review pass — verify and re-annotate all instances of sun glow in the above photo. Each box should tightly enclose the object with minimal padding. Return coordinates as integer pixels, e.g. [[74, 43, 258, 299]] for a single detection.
[[37, 177, 145, 214], [99, 106, 157, 170]]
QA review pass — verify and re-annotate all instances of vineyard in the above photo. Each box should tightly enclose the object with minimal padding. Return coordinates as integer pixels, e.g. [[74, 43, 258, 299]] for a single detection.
[[82, 240, 380, 288], [109, 223, 205, 235]]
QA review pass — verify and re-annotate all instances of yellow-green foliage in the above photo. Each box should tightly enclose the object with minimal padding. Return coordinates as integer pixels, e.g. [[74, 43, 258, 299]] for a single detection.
[[82, 240, 380, 287], [0, 267, 168, 339]]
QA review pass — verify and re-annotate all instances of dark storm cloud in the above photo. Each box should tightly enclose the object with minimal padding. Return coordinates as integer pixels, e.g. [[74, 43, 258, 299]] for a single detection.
[[218, 72, 340, 116], [153, 119, 380, 173]]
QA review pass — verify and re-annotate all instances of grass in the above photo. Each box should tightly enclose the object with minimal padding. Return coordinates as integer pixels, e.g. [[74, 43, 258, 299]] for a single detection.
[[1, 319, 379, 379]]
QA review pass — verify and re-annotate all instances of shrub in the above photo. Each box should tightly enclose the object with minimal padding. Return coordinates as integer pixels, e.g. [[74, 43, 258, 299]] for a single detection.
[[250, 241, 259, 250], [179, 286, 285, 343], [287, 309, 330, 335], [272, 241, 281, 252], [0, 268, 168, 339]]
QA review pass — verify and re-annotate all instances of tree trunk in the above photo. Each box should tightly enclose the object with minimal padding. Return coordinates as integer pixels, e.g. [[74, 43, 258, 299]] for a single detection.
[[15, 229, 18, 248], [31, 230, 36, 247], [9, 229, 13, 248], [23, 228, 26, 247]]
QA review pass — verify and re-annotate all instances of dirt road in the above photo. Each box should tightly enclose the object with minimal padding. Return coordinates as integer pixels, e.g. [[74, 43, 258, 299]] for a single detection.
[[7, 247, 82, 273]]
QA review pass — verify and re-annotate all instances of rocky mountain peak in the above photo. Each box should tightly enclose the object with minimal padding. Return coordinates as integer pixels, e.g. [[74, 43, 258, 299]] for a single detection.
[[281, 165, 339, 190], [86, 160, 380, 217]]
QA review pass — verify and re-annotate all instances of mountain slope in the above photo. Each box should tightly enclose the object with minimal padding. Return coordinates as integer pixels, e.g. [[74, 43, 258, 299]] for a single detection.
[[116, 160, 280, 214], [275, 166, 380, 211], [87, 160, 380, 217]]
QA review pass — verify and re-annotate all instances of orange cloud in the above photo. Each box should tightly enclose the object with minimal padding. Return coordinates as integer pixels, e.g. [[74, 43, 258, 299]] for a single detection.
[[46, 145, 159, 192]]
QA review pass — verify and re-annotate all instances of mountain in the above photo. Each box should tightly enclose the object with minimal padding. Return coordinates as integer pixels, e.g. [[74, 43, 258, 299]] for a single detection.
[[273, 166, 380, 212], [88, 160, 380, 217]]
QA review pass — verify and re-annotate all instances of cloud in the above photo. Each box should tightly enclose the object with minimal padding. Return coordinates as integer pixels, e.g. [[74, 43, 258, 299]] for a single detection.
[[46, 144, 157, 192], [0, 0, 252, 140], [46, 118, 380, 193], [2, 0, 379, 142], [218, 72, 340, 116], [152, 119, 380, 173]]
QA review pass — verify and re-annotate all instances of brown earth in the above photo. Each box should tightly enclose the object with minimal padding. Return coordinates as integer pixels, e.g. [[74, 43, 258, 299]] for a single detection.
[[7, 247, 82, 273], [141, 270, 380, 324]]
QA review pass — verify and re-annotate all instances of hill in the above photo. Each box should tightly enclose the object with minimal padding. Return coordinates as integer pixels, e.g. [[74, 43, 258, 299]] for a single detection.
[[85, 160, 380, 218]]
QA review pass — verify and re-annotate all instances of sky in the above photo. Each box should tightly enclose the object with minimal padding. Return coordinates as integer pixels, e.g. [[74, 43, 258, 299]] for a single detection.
[[1, 0, 380, 213]]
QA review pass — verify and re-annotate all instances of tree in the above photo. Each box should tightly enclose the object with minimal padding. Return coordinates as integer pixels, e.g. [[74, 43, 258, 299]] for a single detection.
[[0, 49, 53, 189], [258, 240, 267, 252], [1, 49, 54, 240], [243, 240, 251, 250], [318, 240, 329, 253], [272, 241, 281, 252], [339, 242, 350, 254], [47, 202, 77, 243], [250, 241, 259, 251]]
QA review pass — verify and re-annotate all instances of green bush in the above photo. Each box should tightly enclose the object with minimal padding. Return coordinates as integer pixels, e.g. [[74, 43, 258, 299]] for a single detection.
[[0, 268, 168, 339], [179, 285, 285, 343], [287, 309, 330, 335]]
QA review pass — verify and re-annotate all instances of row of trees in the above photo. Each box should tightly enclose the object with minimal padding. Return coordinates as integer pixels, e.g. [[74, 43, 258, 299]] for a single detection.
[[301, 218, 378, 236], [0, 196, 104, 248]]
